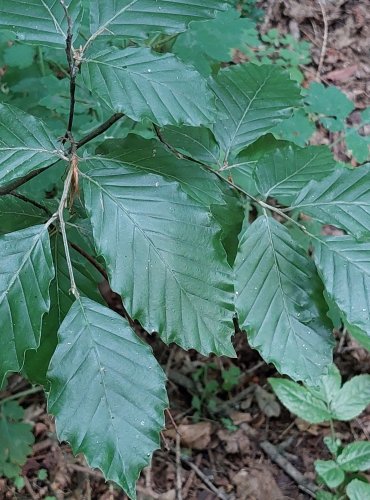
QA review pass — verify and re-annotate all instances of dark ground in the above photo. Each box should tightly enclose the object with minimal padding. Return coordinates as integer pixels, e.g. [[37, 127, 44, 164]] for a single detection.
[[1, 1, 370, 498]]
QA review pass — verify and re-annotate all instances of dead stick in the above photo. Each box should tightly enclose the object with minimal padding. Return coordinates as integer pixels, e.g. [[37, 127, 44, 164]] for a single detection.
[[260, 441, 317, 497], [179, 455, 229, 500]]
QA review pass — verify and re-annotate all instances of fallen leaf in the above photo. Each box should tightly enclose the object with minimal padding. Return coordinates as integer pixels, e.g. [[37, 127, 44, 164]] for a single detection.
[[255, 386, 281, 418], [231, 411, 252, 425], [217, 429, 250, 454], [325, 65, 358, 82], [165, 422, 212, 450], [232, 467, 283, 500]]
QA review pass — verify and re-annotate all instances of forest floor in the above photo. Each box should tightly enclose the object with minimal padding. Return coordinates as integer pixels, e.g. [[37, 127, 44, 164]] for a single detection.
[[1, 0, 370, 499]]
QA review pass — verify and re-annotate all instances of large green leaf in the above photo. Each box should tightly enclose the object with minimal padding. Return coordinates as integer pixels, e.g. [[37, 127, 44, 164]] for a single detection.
[[313, 236, 370, 341], [82, 158, 235, 356], [235, 215, 333, 383], [0, 195, 47, 235], [290, 166, 370, 239], [254, 143, 336, 205], [23, 231, 103, 385], [82, 48, 216, 126], [89, 0, 228, 40], [346, 479, 370, 500], [0, 225, 54, 384], [331, 374, 370, 421], [0, 103, 61, 187], [210, 64, 301, 161], [47, 298, 168, 499], [0, 0, 82, 46], [96, 136, 243, 262]]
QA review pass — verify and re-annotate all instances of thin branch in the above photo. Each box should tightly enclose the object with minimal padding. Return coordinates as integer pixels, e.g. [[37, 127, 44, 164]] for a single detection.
[[68, 240, 108, 280], [10, 192, 52, 216], [0, 113, 126, 197], [76, 112, 125, 149], [316, 0, 328, 80]]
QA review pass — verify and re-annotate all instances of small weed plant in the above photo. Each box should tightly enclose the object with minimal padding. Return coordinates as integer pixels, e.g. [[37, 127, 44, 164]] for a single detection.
[[271, 365, 370, 499], [0, 1, 369, 497]]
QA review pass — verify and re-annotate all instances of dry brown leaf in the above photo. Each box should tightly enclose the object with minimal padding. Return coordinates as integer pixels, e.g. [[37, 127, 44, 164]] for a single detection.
[[230, 411, 252, 425], [217, 429, 250, 454], [232, 467, 284, 500], [326, 65, 358, 82], [165, 422, 212, 450]]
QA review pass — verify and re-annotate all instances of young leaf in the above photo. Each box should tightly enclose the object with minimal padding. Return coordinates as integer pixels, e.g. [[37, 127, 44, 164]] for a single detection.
[[89, 0, 228, 40], [314, 460, 345, 488], [346, 479, 370, 500], [47, 298, 168, 500], [210, 64, 301, 160], [82, 48, 217, 126], [271, 108, 315, 147], [313, 236, 370, 342], [254, 144, 335, 205], [0, 0, 82, 46], [307, 364, 341, 407], [305, 82, 355, 120], [0, 103, 61, 187], [235, 215, 333, 383], [330, 375, 370, 421], [0, 225, 54, 384], [337, 441, 370, 472], [268, 378, 332, 423], [82, 159, 235, 357], [0, 401, 35, 479], [290, 166, 370, 239]]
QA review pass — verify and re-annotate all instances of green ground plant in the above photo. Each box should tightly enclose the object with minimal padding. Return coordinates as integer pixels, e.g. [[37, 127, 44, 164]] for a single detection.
[[0, 1, 370, 498], [271, 366, 370, 499]]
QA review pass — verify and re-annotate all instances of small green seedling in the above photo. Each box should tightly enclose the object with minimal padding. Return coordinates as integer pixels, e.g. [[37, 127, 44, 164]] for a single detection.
[[270, 365, 370, 499]]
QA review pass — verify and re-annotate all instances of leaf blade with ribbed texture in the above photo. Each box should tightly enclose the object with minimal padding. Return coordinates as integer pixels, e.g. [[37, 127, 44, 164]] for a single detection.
[[0, 103, 60, 187], [290, 165, 370, 239], [0, 0, 81, 46], [254, 143, 336, 205], [313, 236, 370, 341], [96, 136, 243, 262], [82, 158, 235, 357], [210, 64, 301, 161], [82, 48, 216, 126], [47, 297, 168, 500], [89, 0, 228, 40], [0, 225, 54, 384], [235, 215, 333, 383]]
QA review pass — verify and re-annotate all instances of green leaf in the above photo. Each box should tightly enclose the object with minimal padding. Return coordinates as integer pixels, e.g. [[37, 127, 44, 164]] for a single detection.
[[305, 82, 355, 120], [47, 298, 168, 499], [0, 225, 54, 384], [210, 64, 301, 161], [337, 441, 370, 472], [269, 378, 332, 423], [0, 0, 82, 46], [0, 401, 35, 479], [346, 130, 369, 163], [314, 460, 345, 488], [308, 364, 341, 404], [254, 144, 336, 205], [82, 158, 235, 357], [158, 126, 221, 166], [0, 103, 61, 187], [82, 48, 217, 126], [23, 231, 103, 385], [173, 9, 258, 76], [235, 215, 333, 383], [331, 375, 370, 421], [0, 195, 47, 236], [291, 166, 370, 239], [313, 236, 370, 343], [96, 136, 243, 263], [89, 0, 228, 40], [271, 108, 315, 147], [346, 479, 370, 500]]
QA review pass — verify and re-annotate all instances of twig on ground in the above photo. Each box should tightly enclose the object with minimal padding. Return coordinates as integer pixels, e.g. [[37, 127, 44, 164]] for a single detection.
[[23, 476, 38, 500], [179, 455, 229, 500], [182, 454, 201, 499], [260, 440, 318, 497], [316, 0, 329, 80], [175, 433, 183, 500]]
